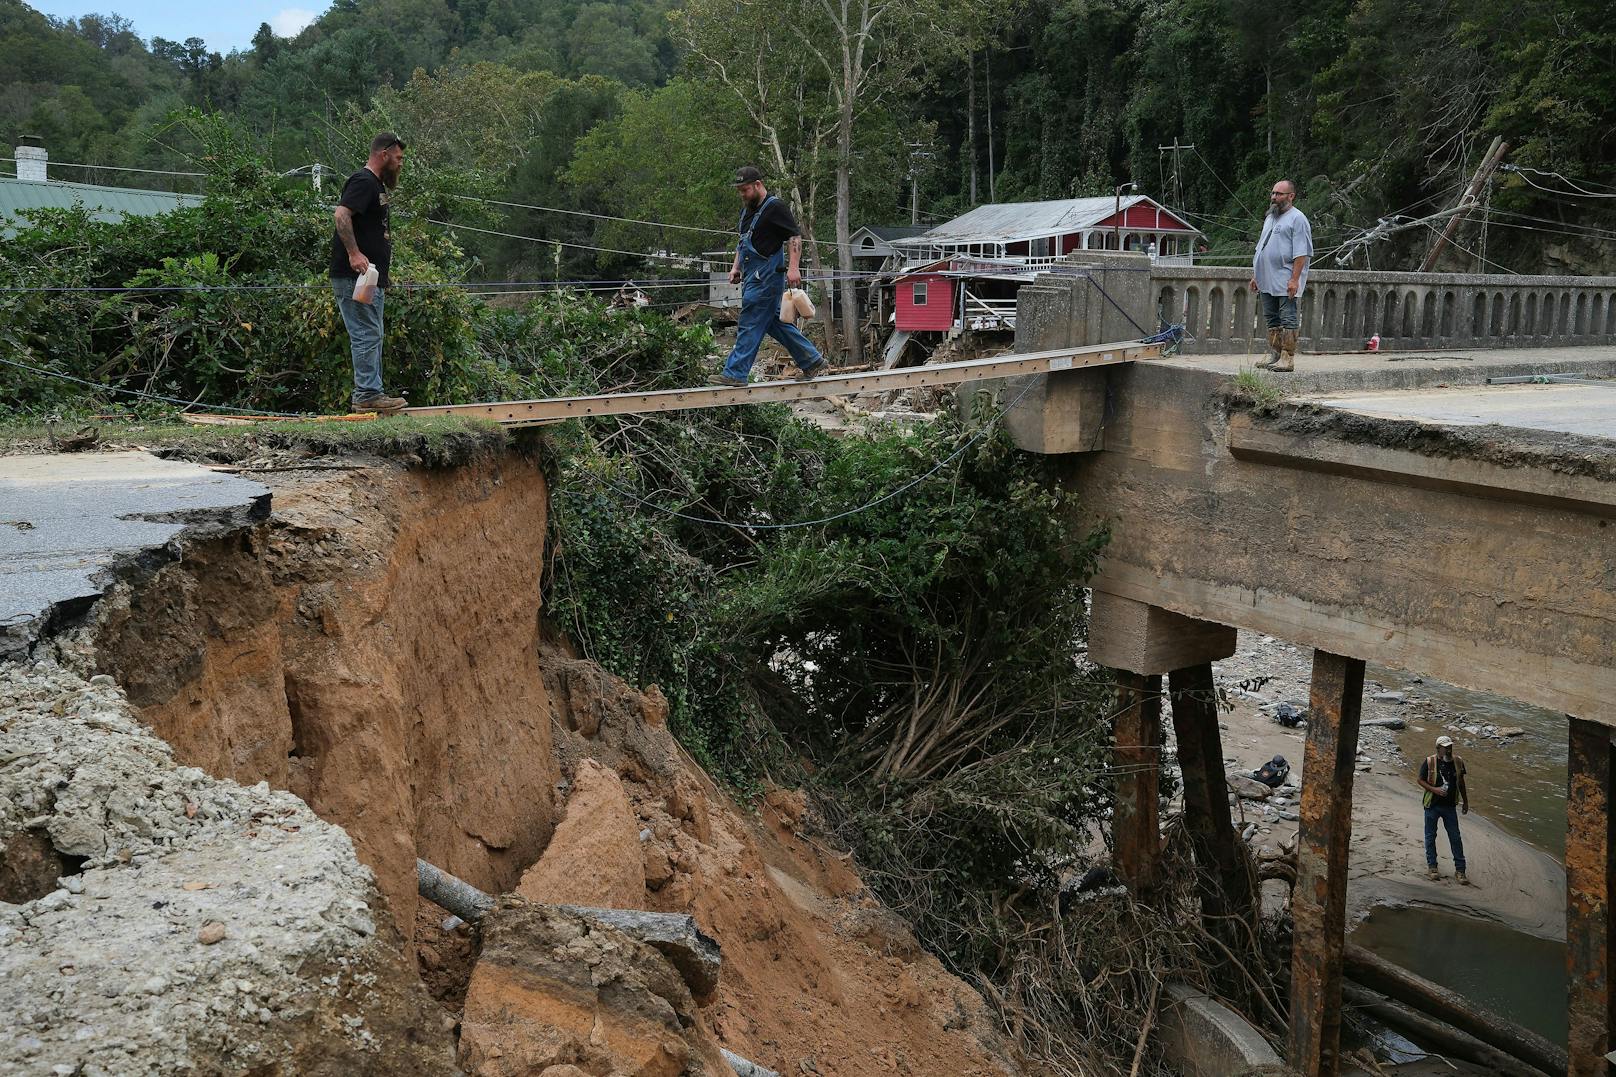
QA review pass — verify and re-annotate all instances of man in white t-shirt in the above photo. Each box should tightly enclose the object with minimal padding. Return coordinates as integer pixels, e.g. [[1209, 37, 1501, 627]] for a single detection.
[[1248, 179, 1313, 372]]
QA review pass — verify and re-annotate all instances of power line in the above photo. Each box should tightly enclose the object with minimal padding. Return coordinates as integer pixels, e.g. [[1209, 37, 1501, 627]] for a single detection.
[[1502, 165, 1616, 200], [0, 355, 306, 416], [449, 193, 730, 238], [448, 192, 922, 255], [1419, 220, 1516, 275], [424, 217, 891, 280], [1189, 146, 1259, 218], [0, 156, 207, 178]]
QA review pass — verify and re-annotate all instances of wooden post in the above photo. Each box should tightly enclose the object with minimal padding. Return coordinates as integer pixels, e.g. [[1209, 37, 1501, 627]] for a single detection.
[[1287, 650, 1364, 1077], [1418, 136, 1508, 273], [1169, 662, 1255, 934], [1114, 671, 1163, 892], [1567, 717, 1616, 1076]]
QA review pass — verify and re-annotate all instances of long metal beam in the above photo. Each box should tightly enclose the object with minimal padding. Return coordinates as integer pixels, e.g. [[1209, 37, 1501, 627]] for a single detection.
[[400, 341, 1162, 427], [1288, 650, 1365, 1077]]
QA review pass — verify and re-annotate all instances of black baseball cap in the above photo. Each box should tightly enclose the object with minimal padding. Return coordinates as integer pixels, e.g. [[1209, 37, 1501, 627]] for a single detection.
[[732, 165, 763, 186]]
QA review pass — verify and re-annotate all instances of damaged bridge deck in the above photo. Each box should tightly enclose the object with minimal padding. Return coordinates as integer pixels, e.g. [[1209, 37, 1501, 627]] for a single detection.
[[1003, 270, 1616, 1077]]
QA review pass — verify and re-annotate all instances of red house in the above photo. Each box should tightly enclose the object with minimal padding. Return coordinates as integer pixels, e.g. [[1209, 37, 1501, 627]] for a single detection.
[[889, 195, 1200, 334], [894, 261, 956, 332]]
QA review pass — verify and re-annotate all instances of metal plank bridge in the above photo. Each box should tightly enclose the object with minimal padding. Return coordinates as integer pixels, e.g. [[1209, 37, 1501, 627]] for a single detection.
[[399, 341, 1162, 426]]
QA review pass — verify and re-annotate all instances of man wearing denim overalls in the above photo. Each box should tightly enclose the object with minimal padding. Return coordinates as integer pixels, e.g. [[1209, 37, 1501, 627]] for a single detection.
[[709, 166, 827, 386]]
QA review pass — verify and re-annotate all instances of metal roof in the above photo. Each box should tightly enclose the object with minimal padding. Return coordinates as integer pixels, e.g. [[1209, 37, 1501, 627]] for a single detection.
[[898, 195, 1196, 247], [859, 225, 928, 242], [0, 177, 202, 235]]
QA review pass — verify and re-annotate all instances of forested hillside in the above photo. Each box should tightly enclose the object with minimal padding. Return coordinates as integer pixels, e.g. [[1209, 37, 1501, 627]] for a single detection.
[[3, 0, 1613, 282]]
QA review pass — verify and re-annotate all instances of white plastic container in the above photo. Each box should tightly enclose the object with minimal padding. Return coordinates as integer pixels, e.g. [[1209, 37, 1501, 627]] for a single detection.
[[779, 288, 815, 324], [352, 265, 379, 305]]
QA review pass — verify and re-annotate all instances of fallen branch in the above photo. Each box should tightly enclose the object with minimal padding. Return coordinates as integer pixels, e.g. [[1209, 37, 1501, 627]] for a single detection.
[[1127, 976, 1161, 1077]]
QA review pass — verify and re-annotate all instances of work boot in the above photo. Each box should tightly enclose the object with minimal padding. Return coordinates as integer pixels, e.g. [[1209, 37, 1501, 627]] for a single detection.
[[353, 391, 407, 414], [1255, 328, 1282, 369], [707, 373, 748, 387], [1456, 870, 1470, 885], [1271, 329, 1298, 373], [794, 359, 828, 382], [1426, 867, 1440, 881]]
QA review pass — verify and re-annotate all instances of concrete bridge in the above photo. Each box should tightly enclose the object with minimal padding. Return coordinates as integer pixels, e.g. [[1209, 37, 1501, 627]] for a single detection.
[[1001, 272, 1616, 1075]]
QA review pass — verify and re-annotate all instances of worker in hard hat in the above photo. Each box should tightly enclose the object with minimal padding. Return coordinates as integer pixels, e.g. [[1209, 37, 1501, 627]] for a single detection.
[[1417, 734, 1469, 884]]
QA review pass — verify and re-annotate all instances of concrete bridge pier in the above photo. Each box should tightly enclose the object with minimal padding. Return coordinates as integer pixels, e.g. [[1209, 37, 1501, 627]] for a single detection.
[[1568, 718, 1616, 1076]]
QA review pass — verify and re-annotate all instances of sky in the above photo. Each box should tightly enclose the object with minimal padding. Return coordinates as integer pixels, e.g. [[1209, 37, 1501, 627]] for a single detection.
[[29, 0, 327, 53]]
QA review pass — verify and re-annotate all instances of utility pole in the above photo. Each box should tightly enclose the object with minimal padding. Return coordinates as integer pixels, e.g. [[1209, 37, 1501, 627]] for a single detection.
[[1419, 136, 1508, 273], [1113, 181, 1139, 250], [906, 143, 932, 226], [1158, 138, 1194, 210]]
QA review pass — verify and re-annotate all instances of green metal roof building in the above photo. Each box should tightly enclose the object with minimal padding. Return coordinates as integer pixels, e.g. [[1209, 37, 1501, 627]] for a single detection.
[[0, 176, 202, 236]]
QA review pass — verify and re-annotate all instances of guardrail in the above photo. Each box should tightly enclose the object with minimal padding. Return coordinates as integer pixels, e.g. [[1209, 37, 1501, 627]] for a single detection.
[[1151, 265, 1616, 353]]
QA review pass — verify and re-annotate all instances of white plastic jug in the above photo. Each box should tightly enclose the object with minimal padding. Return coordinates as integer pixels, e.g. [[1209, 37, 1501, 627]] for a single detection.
[[352, 265, 379, 305], [779, 288, 815, 324]]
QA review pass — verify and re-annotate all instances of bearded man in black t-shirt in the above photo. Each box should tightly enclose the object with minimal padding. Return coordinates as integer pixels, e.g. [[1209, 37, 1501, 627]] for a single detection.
[[330, 132, 407, 413], [709, 166, 825, 386]]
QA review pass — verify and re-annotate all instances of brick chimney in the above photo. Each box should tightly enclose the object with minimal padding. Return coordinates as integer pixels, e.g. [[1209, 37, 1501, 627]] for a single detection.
[[15, 137, 47, 183]]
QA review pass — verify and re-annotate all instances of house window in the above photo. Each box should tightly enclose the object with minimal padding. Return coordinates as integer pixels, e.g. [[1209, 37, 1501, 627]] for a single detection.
[[1031, 237, 1052, 258], [912, 282, 928, 306], [861, 236, 875, 251]]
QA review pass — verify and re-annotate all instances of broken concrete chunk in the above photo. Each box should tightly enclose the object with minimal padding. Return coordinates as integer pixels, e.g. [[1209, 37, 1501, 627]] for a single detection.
[[1, 661, 453, 1075], [417, 858, 722, 998]]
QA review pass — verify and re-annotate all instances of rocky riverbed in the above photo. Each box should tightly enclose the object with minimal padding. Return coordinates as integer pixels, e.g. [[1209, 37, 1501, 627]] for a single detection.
[[1201, 633, 1565, 941]]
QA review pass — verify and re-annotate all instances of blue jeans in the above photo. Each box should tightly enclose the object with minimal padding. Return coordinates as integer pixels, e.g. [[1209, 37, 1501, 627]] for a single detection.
[[1261, 292, 1299, 330], [1424, 804, 1466, 871], [722, 257, 821, 381], [332, 278, 386, 401]]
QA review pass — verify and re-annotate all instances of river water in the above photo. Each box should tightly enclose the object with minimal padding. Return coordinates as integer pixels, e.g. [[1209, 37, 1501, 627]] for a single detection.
[[1351, 662, 1569, 1048], [1373, 662, 1568, 860]]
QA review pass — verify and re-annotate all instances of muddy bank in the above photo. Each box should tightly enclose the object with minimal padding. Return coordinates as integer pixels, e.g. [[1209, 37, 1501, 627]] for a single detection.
[[78, 452, 564, 947]]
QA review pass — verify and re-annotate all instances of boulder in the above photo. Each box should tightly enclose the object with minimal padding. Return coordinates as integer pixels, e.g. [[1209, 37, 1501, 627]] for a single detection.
[[1230, 776, 1273, 800], [459, 899, 730, 1077], [518, 760, 646, 909]]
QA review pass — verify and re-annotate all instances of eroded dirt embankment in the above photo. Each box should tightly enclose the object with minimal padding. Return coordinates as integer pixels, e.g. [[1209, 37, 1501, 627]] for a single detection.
[[82, 453, 563, 945], [70, 446, 1023, 1076]]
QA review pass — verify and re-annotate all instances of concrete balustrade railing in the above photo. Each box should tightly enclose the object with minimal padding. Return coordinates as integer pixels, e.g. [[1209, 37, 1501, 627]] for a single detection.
[[1150, 265, 1616, 354]]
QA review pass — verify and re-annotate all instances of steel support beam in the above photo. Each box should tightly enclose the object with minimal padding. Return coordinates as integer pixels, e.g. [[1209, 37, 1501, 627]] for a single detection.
[[1568, 717, 1616, 1076], [1287, 650, 1364, 1077], [1114, 671, 1163, 892], [1169, 662, 1254, 936]]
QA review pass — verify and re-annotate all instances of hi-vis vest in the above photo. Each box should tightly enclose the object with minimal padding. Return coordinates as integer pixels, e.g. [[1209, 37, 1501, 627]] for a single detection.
[[1422, 754, 1465, 809]]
